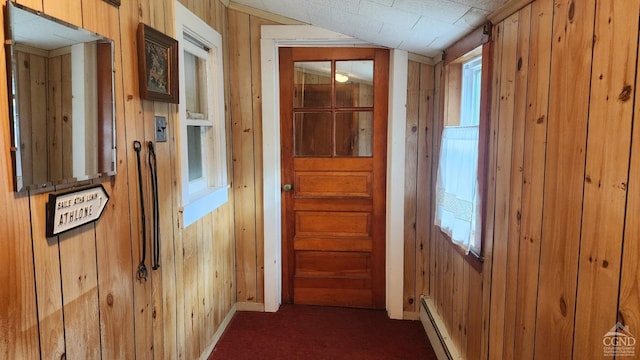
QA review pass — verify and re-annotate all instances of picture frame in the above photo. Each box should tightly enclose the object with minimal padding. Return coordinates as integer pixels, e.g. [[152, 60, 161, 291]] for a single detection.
[[137, 23, 179, 103]]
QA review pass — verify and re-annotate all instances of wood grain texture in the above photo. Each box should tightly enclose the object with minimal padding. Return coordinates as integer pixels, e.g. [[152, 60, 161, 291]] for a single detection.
[[513, 1, 552, 358], [404, 60, 419, 312], [502, 6, 530, 360], [402, 60, 435, 318], [534, 1, 595, 358], [0, 4, 50, 356], [1, 0, 237, 359], [43, 0, 82, 27], [228, 9, 259, 304], [249, 15, 276, 304], [30, 194, 66, 358], [416, 63, 434, 306], [0, 82, 40, 360], [480, 19, 503, 360], [59, 226, 101, 359], [573, 1, 639, 358], [488, 13, 518, 360], [619, 24, 640, 360]]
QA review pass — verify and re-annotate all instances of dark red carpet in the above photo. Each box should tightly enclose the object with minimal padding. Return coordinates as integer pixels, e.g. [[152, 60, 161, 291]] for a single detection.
[[209, 304, 437, 360]]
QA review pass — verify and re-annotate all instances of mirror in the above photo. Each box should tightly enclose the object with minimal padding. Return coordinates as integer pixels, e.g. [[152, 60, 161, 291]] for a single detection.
[[6, 2, 116, 192]]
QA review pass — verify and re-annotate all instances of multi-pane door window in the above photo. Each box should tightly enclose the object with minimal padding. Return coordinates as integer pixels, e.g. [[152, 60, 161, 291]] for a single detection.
[[292, 60, 374, 158]]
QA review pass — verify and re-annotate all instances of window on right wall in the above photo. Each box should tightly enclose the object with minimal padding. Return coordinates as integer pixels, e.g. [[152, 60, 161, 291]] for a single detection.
[[435, 26, 491, 258]]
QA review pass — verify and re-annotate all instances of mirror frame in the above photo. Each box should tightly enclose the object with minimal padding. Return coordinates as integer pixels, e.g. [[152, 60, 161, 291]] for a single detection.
[[5, 2, 117, 193]]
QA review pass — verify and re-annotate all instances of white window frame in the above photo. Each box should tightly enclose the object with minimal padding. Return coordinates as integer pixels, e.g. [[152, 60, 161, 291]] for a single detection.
[[460, 56, 482, 127], [176, 2, 228, 228]]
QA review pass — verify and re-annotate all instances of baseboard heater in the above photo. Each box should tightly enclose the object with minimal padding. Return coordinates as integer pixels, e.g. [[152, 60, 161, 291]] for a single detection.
[[420, 296, 462, 360]]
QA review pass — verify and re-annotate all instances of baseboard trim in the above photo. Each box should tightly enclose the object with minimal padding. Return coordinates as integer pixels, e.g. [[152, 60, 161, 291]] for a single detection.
[[420, 296, 462, 360], [236, 302, 265, 312], [199, 304, 237, 360]]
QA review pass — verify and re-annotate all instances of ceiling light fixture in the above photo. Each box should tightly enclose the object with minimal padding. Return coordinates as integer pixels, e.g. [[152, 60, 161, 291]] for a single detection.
[[335, 73, 349, 83]]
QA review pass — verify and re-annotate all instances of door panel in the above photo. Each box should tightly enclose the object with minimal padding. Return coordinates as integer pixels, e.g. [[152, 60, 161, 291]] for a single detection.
[[280, 47, 389, 309], [295, 171, 372, 197]]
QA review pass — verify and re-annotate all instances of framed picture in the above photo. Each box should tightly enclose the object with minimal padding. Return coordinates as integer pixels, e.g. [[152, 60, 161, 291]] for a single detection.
[[137, 23, 179, 103]]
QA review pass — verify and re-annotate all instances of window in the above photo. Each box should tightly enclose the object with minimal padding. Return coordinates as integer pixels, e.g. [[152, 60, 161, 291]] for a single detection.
[[176, 2, 228, 227], [435, 37, 489, 256]]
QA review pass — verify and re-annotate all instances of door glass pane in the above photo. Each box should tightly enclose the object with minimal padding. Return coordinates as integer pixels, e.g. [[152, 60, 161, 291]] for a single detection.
[[294, 112, 332, 156], [335, 112, 372, 157], [294, 61, 331, 108], [335, 60, 373, 108], [187, 126, 203, 181], [184, 51, 208, 120]]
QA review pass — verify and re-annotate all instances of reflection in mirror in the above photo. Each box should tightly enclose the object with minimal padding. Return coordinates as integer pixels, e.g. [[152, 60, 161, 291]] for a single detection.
[[7, 2, 116, 192]]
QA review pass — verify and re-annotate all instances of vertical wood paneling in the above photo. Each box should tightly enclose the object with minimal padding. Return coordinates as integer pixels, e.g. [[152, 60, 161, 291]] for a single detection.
[[28, 55, 48, 185], [416, 63, 434, 303], [430, 61, 444, 315], [43, 0, 82, 27], [228, 9, 259, 304], [2, 1, 236, 359], [15, 0, 42, 11], [0, 198, 39, 357], [466, 267, 482, 360], [48, 56, 63, 182], [59, 226, 101, 359], [534, 1, 595, 358], [0, 49, 40, 354], [619, 34, 640, 360], [30, 194, 65, 358], [514, 0, 553, 358], [404, 59, 435, 316], [183, 222, 201, 359], [404, 60, 420, 312], [573, 1, 639, 358], [480, 19, 503, 360], [502, 6, 530, 360], [249, 15, 276, 304], [488, 13, 518, 360]]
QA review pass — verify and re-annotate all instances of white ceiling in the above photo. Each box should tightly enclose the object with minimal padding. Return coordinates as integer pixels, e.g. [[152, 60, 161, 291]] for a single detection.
[[10, 3, 103, 51], [230, 0, 506, 58]]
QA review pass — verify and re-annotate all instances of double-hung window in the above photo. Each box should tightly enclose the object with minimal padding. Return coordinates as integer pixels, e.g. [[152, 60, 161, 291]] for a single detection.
[[435, 27, 491, 257], [176, 2, 228, 227]]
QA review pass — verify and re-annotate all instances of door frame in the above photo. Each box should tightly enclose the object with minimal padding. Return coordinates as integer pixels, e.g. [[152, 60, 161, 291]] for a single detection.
[[260, 25, 407, 319]]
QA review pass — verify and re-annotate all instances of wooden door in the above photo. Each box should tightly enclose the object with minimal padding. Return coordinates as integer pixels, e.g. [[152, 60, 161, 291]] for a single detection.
[[279, 47, 389, 309]]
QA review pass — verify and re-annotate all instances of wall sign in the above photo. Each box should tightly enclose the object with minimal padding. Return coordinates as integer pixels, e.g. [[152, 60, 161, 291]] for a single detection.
[[46, 185, 110, 237]]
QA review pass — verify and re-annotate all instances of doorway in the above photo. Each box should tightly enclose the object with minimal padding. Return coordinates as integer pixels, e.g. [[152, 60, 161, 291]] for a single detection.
[[279, 47, 389, 308]]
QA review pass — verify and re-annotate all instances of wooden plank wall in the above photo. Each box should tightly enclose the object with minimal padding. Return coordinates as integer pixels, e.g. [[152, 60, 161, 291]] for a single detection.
[[404, 55, 484, 359], [404, 59, 434, 315], [0, 0, 236, 358], [227, 8, 279, 307], [482, 1, 640, 359], [408, 1, 640, 359]]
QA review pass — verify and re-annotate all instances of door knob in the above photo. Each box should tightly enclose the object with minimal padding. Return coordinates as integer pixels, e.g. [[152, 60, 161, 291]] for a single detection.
[[282, 184, 293, 192]]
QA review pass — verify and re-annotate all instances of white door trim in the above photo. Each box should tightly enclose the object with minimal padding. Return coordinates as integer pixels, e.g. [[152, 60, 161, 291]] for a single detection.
[[260, 25, 406, 319]]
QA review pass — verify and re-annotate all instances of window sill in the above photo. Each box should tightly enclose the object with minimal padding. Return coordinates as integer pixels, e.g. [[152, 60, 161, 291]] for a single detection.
[[181, 185, 229, 228], [437, 227, 484, 273]]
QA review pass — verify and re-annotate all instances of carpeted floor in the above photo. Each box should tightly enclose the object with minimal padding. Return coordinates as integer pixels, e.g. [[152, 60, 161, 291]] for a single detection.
[[209, 304, 438, 360]]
